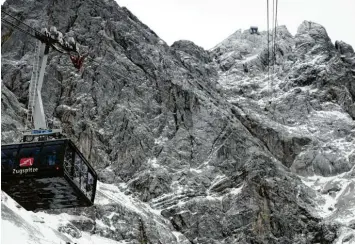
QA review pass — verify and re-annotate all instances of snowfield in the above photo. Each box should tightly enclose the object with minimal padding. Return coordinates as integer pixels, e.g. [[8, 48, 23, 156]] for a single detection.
[[1, 184, 121, 244]]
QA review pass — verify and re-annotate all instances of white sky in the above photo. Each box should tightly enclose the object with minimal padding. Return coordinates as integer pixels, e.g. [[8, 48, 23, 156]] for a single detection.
[[115, 0, 355, 50], [1, 0, 354, 50]]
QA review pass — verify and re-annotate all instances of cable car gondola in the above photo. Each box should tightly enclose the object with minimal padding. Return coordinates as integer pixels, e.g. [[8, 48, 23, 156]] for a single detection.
[[2, 139, 97, 211], [1, 12, 98, 211]]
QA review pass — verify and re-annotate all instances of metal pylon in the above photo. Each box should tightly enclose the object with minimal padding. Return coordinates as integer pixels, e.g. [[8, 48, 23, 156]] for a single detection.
[[27, 41, 41, 128]]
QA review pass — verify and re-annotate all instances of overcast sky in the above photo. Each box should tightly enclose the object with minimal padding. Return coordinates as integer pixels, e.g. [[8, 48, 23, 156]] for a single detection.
[[1, 0, 354, 50], [115, 0, 355, 50]]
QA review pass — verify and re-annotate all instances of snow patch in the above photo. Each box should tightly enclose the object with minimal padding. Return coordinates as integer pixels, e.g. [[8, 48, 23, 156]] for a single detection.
[[1, 191, 119, 244], [95, 182, 146, 217], [154, 136, 168, 145], [230, 185, 243, 195], [206, 195, 223, 201], [241, 54, 258, 63], [147, 157, 159, 168], [190, 168, 203, 174], [301, 174, 355, 220]]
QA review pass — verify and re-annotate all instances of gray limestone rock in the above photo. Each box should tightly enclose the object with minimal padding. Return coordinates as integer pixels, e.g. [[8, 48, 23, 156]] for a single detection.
[[335, 40, 355, 56], [1, 0, 355, 243]]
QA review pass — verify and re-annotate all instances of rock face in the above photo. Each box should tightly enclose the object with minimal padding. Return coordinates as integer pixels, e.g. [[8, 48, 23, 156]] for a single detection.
[[1, 0, 355, 244], [212, 20, 355, 243]]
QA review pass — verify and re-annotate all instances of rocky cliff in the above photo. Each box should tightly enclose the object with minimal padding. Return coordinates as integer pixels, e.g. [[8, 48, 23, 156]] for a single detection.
[[1, 0, 355, 243]]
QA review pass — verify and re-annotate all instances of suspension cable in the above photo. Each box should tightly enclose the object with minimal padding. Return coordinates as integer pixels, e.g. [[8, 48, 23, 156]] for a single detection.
[[274, 0, 278, 67], [1, 10, 41, 36], [1, 18, 37, 39], [2, 9, 163, 85], [272, 0, 275, 75], [1, 14, 126, 80], [267, 0, 270, 85]]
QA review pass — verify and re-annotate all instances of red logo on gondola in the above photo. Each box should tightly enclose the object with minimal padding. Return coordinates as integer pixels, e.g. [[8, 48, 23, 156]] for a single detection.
[[20, 157, 34, 167]]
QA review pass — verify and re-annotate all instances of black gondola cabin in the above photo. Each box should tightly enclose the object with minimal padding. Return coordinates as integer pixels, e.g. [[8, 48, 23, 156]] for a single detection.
[[1, 139, 97, 211]]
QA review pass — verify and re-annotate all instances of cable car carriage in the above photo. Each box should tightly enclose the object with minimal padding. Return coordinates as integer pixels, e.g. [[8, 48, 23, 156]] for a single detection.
[[249, 26, 259, 35], [1, 136, 97, 211], [1, 25, 97, 211]]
